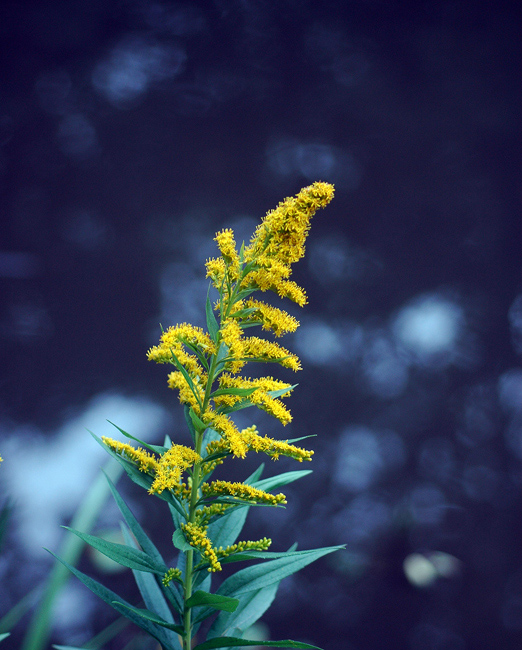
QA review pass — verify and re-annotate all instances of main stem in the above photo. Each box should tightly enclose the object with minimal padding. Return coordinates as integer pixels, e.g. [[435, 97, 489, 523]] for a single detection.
[[182, 341, 221, 650]]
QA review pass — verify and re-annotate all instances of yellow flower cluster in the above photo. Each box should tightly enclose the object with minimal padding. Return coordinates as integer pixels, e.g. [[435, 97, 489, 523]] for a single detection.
[[244, 299, 299, 337], [204, 425, 313, 463], [216, 537, 272, 559], [242, 336, 301, 371], [242, 426, 314, 462], [245, 181, 334, 265], [147, 324, 214, 370], [214, 228, 240, 277], [162, 567, 182, 587], [201, 480, 286, 505], [206, 411, 249, 458], [149, 444, 201, 495], [215, 374, 294, 425], [102, 437, 158, 473], [181, 522, 221, 572]]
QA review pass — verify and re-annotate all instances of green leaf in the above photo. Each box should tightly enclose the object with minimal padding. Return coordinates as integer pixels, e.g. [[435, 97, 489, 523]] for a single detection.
[[207, 505, 249, 550], [112, 601, 184, 634], [186, 591, 238, 612], [252, 470, 312, 493], [193, 637, 321, 650], [120, 524, 180, 645], [107, 421, 168, 455], [0, 633, 10, 643], [189, 406, 207, 435], [46, 551, 178, 650], [206, 287, 220, 343], [172, 528, 193, 552], [103, 472, 171, 570], [208, 583, 278, 638], [63, 526, 167, 575], [217, 546, 345, 598], [52, 646, 89, 650], [210, 387, 258, 398], [267, 384, 298, 399]]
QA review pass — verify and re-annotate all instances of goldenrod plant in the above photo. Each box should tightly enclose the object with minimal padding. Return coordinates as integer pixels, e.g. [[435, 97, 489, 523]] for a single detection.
[[50, 182, 343, 650]]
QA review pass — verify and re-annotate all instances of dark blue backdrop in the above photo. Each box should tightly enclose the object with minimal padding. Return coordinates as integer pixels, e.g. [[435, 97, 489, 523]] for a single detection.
[[1, 1, 521, 649]]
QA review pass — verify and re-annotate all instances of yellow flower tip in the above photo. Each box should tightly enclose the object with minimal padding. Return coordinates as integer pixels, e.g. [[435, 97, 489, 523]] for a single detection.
[[162, 567, 182, 587], [202, 480, 286, 506], [102, 437, 158, 473], [181, 522, 222, 572]]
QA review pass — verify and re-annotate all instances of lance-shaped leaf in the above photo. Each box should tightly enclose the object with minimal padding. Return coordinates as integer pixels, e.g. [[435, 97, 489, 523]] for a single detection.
[[0, 634, 10, 643], [193, 637, 321, 650], [217, 546, 345, 598], [252, 470, 312, 493], [45, 551, 178, 650], [120, 524, 181, 649], [112, 601, 184, 634], [107, 421, 168, 455], [206, 289, 220, 343], [62, 527, 167, 575], [207, 582, 278, 637], [185, 590, 239, 612]]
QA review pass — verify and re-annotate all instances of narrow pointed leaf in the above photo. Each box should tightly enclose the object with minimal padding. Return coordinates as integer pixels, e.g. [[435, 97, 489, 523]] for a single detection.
[[103, 472, 169, 569], [206, 289, 220, 343], [0, 634, 10, 642], [217, 546, 345, 598], [45, 551, 177, 650], [252, 470, 312, 493], [120, 524, 180, 647], [186, 591, 238, 612], [267, 384, 298, 399], [62, 527, 166, 575], [111, 602, 184, 634], [193, 637, 321, 650], [107, 421, 168, 454], [208, 583, 278, 637]]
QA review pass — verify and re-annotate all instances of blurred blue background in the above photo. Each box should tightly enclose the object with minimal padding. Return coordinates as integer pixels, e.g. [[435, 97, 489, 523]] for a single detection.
[[0, 1, 521, 648]]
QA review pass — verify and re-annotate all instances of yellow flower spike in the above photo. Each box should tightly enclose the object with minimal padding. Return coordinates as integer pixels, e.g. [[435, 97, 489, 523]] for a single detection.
[[205, 256, 227, 286], [219, 319, 246, 373], [242, 336, 302, 371], [149, 444, 201, 495], [214, 228, 240, 278], [102, 437, 158, 473], [147, 323, 215, 370], [244, 299, 299, 337], [215, 374, 294, 425], [206, 412, 249, 458], [242, 426, 314, 462], [245, 182, 334, 267], [217, 537, 272, 559], [181, 522, 221, 572], [202, 480, 287, 505]]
